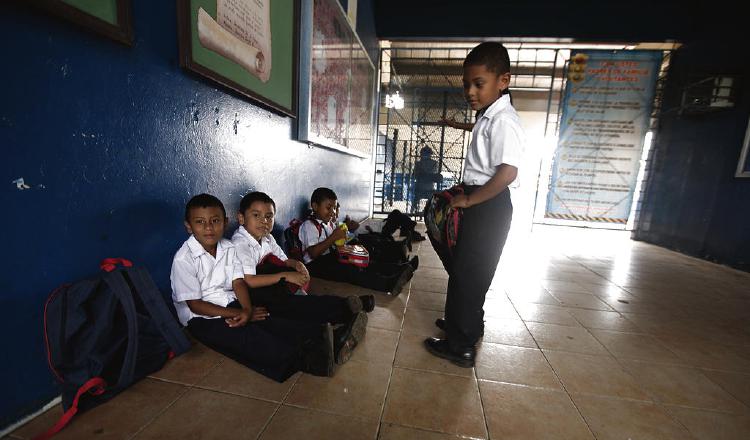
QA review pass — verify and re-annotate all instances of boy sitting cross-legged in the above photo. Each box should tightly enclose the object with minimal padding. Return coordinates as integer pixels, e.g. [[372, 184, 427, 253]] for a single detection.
[[231, 191, 373, 364], [171, 193, 339, 381]]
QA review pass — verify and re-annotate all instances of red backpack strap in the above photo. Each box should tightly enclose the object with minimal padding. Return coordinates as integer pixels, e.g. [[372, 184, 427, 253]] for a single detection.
[[99, 258, 133, 272], [33, 377, 107, 440]]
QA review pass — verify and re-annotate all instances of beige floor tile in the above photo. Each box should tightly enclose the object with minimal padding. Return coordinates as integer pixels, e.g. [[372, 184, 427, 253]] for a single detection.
[[350, 327, 400, 365], [367, 303, 405, 331], [549, 292, 614, 311], [507, 288, 561, 306], [660, 338, 750, 372], [410, 276, 448, 294], [475, 343, 561, 389], [408, 290, 446, 312], [479, 381, 593, 440], [482, 317, 537, 348], [541, 280, 597, 294], [665, 405, 750, 440], [573, 394, 694, 440], [415, 267, 449, 279], [394, 332, 474, 377], [148, 342, 224, 385], [195, 357, 299, 402], [378, 423, 476, 439], [135, 388, 276, 439], [526, 322, 608, 355], [483, 297, 521, 320], [515, 303, 580, 326], [374, 289, 409, 310], [382, 368, 486, 438], [259, 405, 379, 440], [285, 360, 391, 420], [567, 308, 641, 332], [702, 370, 750, 408], [543, 350, 651, 400], [590, 329, 684, 363], [12, 379, 187, 440], [620, 360, 748, 413], [402, 308, 444, 337]]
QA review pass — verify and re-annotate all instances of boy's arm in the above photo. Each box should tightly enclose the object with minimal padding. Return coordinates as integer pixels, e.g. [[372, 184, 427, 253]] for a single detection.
[[185, 299, 241, 319], [305, 229, 345, 259], [227, 278, 268, 326], [451, 164, 517, 208], [244, 272, 306, 288], [439, 117, 474, 131]]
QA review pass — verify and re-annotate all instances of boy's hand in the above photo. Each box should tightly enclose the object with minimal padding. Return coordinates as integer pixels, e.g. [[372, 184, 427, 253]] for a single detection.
[[284, 271, 309, 286], [225, 308, 251, 327], [249, 306, 270, 322], [331, 227, 347, 242], [450, 194, 471, 209], [344, 216, 360, 232], [291, 260, 311, 282]]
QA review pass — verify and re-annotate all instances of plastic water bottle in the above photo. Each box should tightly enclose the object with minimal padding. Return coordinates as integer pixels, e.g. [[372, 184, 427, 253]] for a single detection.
[[335, 223, 348, 246]]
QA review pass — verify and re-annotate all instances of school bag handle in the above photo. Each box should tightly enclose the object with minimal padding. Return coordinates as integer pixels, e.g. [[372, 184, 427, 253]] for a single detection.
[[99, 258, 133, 272]]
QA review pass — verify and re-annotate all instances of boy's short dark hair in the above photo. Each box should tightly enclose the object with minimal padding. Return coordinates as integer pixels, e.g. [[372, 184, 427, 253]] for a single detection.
[[184, 193, 226, 221], [464, 42, 511, 75], [239, 191, 276, 214], [311, 187, 337, 205]]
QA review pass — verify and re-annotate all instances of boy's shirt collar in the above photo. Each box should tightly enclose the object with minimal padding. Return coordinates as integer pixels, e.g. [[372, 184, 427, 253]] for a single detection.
[[186, 234, 228, 258], [234, 226, 269, 248], [478, 94, 510, 121]]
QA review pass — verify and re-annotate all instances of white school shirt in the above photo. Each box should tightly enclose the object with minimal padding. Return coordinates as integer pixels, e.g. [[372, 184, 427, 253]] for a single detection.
[[170, 236, 245, 327], [231, 226, 288, 275], [298, 218, 334, 264], [463, 94, 525, 187]]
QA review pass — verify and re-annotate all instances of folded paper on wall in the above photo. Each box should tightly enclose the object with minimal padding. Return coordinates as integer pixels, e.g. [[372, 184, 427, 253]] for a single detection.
[[197, 0, 272, 82]]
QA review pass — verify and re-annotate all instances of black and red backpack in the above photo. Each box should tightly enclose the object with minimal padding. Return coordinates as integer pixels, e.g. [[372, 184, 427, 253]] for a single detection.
[[37, 258, 190, 439]]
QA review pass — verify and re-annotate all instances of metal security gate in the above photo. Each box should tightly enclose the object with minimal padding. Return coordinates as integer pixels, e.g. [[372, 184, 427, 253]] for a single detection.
[[373, 46, 472, 216]]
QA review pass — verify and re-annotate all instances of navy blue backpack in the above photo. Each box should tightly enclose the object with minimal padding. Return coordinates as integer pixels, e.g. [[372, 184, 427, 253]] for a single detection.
[[38, 259, 190, 439]]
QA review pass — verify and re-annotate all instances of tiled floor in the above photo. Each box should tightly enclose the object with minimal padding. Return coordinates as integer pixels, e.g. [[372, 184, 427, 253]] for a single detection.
[[11, 225, 750, 439]]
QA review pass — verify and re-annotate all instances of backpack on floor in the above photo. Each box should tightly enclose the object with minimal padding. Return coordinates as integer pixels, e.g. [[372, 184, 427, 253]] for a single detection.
[[381, 209, 416, 251], [38, 258, 190, 439], [355, 232, 408, 264], [424, 185, 464, 255]]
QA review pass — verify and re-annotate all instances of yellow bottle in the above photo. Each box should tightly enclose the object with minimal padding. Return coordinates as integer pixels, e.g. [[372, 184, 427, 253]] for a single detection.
[[334, 223, 348, 246]]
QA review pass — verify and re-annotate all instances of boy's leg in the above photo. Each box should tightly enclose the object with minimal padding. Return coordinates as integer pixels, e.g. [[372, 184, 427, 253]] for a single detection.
[[306, 253, 347, 281], [444, 189, 512, 351], [187, 317, 301, 382]]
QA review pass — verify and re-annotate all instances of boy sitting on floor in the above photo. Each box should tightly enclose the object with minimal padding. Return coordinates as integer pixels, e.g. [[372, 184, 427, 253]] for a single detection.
[[231, 191, 372, 364], [171, 193, 340, 381], [300, 187, 414, 295]]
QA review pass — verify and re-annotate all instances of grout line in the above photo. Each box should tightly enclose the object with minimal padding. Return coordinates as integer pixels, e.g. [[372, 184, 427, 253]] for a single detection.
[[127, 381, 192, 440]]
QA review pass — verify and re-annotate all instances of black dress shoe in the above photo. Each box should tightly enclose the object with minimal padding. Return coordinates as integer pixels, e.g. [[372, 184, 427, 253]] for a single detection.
[[333, 312, 368, 364], [434, 318, 484, 337], [423, 337, 475, 368]]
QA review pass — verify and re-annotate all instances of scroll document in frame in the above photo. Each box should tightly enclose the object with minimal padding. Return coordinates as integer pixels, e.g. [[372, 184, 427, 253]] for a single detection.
[[197, 0, 272, 83]]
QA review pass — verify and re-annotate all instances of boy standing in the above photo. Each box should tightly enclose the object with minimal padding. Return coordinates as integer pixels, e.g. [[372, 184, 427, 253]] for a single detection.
[[425, 42, 524, 367], [300, 188, 414, 295], [171, 194, 335, 381], [231, 191, 372, 364]]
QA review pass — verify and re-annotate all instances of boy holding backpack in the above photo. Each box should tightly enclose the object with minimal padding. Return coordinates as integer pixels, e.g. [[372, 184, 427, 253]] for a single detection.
[[171, 194, 347, 381]]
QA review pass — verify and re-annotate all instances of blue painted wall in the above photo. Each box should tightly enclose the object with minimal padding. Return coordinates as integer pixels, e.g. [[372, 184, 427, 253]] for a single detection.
[[1, 0, 376, 428], [633, 40, 750, 271]]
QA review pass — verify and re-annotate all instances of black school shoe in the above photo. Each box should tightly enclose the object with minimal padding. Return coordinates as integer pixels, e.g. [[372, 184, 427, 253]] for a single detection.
[[345, 294, 375, 314], [434, 318, 484, 338], [334, 311, 368, 364], [409, 255, 420, 271], [424, 337, 476, 368], [390, 265, 415, 296], [303, 323, 336, 377]]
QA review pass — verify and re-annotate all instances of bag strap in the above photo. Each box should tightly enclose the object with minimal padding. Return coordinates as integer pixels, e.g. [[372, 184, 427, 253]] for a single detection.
[[102, 271, 140, 389], [32, 377, 106, 440], [99, 258, 133, 272], [123, 267, 191, 355], [43, 284, 71, 383]]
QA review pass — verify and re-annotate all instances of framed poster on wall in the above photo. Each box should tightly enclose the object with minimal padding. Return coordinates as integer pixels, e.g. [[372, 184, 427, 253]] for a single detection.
[[177, 0, 298, 117], [31, 0, 133, 45], [297, 0, 377, 158], [736, 116, 750, 177]]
